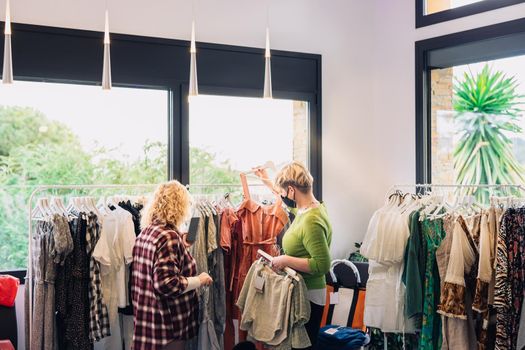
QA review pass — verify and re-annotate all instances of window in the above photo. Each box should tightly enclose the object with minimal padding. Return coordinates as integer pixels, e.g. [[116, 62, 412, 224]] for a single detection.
[[0, 22, 322, 275], [416, 0, 525, 28], [426, 0, 488, 14], [416, 18, 525, 202], [189, 95, 309, 196], [0, 81, 168, 271]]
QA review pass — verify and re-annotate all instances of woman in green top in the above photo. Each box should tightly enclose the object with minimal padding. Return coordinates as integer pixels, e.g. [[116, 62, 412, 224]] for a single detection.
[[255, 161, 332, 349]]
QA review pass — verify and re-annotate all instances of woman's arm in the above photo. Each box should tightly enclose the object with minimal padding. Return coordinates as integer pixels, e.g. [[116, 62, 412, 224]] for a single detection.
[[273, 218, 331, 276], [153, 236, 188, 297], [272, 255, 311, 273], [302, 219, 331, 277], [152, 232, 212, 297], [253, 168, 281, 196]]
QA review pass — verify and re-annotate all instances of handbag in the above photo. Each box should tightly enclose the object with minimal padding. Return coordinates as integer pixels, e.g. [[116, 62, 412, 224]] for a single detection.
[[317, 325, 370, 350], [0, 275, 19, 307]]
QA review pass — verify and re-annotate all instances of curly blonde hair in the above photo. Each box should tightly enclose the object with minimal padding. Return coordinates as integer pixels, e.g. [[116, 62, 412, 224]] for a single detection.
[[140, 180, 191, 229], [275, 161, 314, 194]]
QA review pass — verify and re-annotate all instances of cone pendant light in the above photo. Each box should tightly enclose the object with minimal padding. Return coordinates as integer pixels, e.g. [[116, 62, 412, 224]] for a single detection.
[[188, 20, 198, 99], [2, 0, 13, 84], [263, 27, 272, 99], [102, 9, 112, 90]]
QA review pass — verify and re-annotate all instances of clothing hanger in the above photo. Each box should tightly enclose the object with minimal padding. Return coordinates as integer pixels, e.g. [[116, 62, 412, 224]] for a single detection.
[[42, 198, 55, 216], [58, 197, 68, 215], [240, 173, 251, 200], [32, 198, 49, 220], [256, 249, 300, 282], [50, 197, 65, 216], [428, 189, 454, 219], [243, 161, 276, 177], [78, 197, 88, 212], [203, 199, 216, 215], [85, 196, 100, 216]]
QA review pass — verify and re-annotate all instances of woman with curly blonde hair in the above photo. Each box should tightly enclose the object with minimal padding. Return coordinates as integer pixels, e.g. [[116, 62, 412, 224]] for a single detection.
[[131, 180, 212, 350]]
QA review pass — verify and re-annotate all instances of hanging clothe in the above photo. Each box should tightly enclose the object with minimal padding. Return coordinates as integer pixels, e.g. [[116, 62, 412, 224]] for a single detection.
[[495, 208, 525, 350], [437, 215, 477, 350], [362, 201, 415, 334], [236, 198, 287, 302], [210, 214, 226, 346], [365, 188, 525, 350], [86, 213, 111, 343], [402, 210, 426, 327], [56, 214, 92, 350], [29, 214, 72, 350], [93, 207, 135, 350], [236, 260, 311, 349], [187, 207, 221, 350]]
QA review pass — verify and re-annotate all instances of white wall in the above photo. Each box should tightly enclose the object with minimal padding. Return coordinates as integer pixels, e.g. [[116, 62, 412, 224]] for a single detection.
[[4, 0, 525, 260]]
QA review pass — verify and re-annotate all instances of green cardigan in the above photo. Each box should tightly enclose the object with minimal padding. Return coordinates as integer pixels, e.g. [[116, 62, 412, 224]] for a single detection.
[[282, 203, 332, 290]]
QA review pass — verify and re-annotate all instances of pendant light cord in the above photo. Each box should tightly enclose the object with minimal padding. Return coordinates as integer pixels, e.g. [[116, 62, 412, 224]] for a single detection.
[[266, 0, 270, 30]]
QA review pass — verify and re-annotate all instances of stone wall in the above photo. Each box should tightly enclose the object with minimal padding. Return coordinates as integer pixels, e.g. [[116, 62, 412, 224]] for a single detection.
[[293, 101, 309, 166], [431, 68, 455, 184]]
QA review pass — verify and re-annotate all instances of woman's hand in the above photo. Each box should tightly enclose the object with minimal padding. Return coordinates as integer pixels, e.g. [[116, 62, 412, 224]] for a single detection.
[[253, 167, 269, 180], [198, 272, 213, 287], [271, 255, 290, 270], [253, 166, 278, 195]]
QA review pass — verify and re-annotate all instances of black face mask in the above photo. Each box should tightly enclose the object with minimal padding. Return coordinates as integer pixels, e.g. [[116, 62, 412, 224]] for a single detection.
[[281, 189, 296, 208]]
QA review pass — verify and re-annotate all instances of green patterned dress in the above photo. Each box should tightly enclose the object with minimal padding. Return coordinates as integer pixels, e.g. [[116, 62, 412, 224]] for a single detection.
[[419, 218, 446, 350]]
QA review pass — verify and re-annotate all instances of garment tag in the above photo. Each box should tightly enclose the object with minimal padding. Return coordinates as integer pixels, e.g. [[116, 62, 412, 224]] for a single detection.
[[330, 292, 339, 305], [254, 274, 265, 293], [483, 319, 489, 329], [324, 327, 339, 335]]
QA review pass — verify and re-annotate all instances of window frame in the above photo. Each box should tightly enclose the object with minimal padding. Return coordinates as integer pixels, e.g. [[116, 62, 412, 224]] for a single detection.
[[0, 22, 322, 278], [416, 0, 525, 28], [415, 17, 525, 184]]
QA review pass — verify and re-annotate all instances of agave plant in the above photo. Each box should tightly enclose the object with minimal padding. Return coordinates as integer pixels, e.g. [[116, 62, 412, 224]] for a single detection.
[[453, 64, 525, 203]]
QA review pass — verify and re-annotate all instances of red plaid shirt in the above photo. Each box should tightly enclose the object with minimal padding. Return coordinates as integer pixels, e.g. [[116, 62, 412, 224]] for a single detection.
[[132, 223, 199, 350]]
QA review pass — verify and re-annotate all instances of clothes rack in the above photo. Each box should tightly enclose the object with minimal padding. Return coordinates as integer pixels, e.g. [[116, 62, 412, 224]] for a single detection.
[[26, 183, 159, 347], [26, 181, 271, 346], [186, 183, 266, 188], [387, 183, 525, 200], [389, 183, 525, 192]]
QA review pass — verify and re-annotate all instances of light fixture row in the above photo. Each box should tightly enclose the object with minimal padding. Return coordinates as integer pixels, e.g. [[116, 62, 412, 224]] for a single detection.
[[1, 0, 274, 100]]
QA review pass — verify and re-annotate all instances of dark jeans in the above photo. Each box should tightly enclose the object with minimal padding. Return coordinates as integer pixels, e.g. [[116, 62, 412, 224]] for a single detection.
[[294, 302, 324, 350]]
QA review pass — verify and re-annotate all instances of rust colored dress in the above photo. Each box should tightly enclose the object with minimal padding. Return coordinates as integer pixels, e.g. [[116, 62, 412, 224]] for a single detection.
[[235, 198, 288, 302], [221, 187, 289, 349]]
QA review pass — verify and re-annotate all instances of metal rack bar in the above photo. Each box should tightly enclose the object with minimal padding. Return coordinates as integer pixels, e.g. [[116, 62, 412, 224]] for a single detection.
[[388, 183, 525, 195], [186, 183, 266, 187]]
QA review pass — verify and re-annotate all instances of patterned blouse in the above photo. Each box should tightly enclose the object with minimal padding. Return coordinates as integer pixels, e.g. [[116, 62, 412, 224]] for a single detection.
[[132, 223, 199, 350], [495, 208, 525, 350], [419, 218, 446, 350]]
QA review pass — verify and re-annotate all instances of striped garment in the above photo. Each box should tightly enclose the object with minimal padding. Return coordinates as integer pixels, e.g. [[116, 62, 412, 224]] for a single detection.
[[494, 208, 525, 350], [86, 213, 111, 342], [132, 223, 199, 350]]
